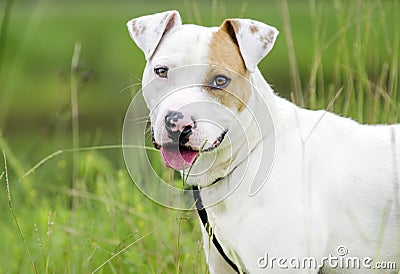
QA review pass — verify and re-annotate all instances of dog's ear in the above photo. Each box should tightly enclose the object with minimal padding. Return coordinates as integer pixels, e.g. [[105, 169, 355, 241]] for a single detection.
[[127, 11, 182, 60], [221, 19, 278, 72]]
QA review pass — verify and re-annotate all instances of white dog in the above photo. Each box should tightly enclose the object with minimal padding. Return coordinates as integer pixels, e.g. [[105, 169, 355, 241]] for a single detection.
[[127, 10, 400, 273]]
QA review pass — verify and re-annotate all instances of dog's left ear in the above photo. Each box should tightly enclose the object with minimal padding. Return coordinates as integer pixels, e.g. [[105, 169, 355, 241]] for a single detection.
[[221, 19, 279, 72], [127, 11, 182, 60]]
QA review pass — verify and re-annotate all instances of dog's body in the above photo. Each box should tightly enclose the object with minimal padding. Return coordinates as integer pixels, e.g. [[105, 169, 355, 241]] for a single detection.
[[127, 11, 400, 273]]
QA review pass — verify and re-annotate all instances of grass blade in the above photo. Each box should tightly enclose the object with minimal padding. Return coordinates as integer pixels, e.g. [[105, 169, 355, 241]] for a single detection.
[[3, 150, 38, 273]]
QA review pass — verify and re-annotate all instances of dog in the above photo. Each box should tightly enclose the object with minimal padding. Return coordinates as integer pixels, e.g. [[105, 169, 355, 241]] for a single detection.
[[126, 10, 400, 273]]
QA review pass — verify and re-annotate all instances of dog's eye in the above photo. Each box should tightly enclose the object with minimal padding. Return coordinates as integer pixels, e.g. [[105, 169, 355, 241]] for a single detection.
[[154, 66, 169, 78], [212, 75, 230, 89]]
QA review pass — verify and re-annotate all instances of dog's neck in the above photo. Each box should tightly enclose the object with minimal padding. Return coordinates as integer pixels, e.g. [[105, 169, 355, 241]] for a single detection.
[[225, 68, 277, 172]]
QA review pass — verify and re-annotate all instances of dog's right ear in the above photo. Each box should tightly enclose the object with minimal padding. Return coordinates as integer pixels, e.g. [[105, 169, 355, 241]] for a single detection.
[[127, 11, 182, 60]]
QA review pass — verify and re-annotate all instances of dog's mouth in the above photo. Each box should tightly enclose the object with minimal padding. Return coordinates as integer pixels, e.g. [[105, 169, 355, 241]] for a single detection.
[[154, 130, 227, 171]]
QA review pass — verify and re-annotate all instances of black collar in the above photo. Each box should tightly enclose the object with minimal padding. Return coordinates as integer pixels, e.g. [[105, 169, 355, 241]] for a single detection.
[[192, 185, 243, 273]]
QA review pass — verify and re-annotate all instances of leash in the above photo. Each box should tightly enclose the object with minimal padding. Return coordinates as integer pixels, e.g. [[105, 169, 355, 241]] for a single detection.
[[190, 135, 267, 273], [192, 185, 242, 273]]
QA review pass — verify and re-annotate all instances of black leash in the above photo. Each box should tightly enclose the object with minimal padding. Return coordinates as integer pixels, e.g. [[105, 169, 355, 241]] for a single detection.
[[192, 186, 241, 273]]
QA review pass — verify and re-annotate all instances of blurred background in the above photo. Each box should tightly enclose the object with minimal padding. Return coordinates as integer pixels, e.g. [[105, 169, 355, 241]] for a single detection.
[[0, 0, 399, 273]]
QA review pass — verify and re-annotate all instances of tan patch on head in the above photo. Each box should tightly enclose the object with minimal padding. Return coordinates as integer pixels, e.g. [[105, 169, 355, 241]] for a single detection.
[[206, 20, 251, 112]]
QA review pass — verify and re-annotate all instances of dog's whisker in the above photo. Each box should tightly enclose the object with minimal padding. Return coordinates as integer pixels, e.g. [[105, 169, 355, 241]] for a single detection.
[[120, 83, 142, 93], [130, 116, 150, 123], [129, 72, 142, 83]]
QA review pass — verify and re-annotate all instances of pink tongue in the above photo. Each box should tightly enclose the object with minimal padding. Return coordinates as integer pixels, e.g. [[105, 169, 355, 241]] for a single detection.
[[160, 146, 198, 170]]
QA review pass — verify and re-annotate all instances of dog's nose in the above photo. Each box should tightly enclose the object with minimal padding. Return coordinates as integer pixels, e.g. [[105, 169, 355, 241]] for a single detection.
[[165, 111, 184, 130], [179, 125, 192, 145], [164, 111, 196, 144]]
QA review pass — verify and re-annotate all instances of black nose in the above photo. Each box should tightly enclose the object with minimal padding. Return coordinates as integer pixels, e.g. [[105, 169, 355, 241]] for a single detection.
[[164, 111, 183, 129], [164, 111, 195, 145], [179, 125, 192, 145]]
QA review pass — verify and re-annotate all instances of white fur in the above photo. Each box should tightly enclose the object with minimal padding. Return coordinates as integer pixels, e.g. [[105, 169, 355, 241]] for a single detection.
[[127, 11, 400, 273]]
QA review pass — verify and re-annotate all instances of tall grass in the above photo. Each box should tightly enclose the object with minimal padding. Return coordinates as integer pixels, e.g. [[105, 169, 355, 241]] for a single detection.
[[0, 0, 398, 273], [0, 0, 13, 73], [70, 41, 81, 209], [282, 0, 400, 124]]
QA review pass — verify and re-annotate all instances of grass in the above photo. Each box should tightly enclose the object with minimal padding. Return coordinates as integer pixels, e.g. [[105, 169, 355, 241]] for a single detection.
[[3, 150, 38, 273], [0, 0, 399, 273]]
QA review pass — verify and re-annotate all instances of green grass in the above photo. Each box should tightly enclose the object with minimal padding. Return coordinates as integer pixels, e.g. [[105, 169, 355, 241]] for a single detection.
[[0, 0, 399, 273]]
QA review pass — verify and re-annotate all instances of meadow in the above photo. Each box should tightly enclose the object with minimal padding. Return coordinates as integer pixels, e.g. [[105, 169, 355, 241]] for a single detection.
[[0, 0, 399, 273]]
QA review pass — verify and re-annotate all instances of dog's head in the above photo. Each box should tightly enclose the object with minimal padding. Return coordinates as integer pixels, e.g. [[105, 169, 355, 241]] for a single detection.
[[127, 11, 278, 183]]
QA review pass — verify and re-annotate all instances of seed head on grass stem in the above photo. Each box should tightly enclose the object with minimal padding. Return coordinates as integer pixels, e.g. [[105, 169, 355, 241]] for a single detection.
[[3, 150, 38, 273]]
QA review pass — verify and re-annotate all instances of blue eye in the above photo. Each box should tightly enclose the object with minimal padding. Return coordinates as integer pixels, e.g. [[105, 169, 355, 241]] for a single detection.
[[154, 66, 169, 78], [212, 75, 230, 89]]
